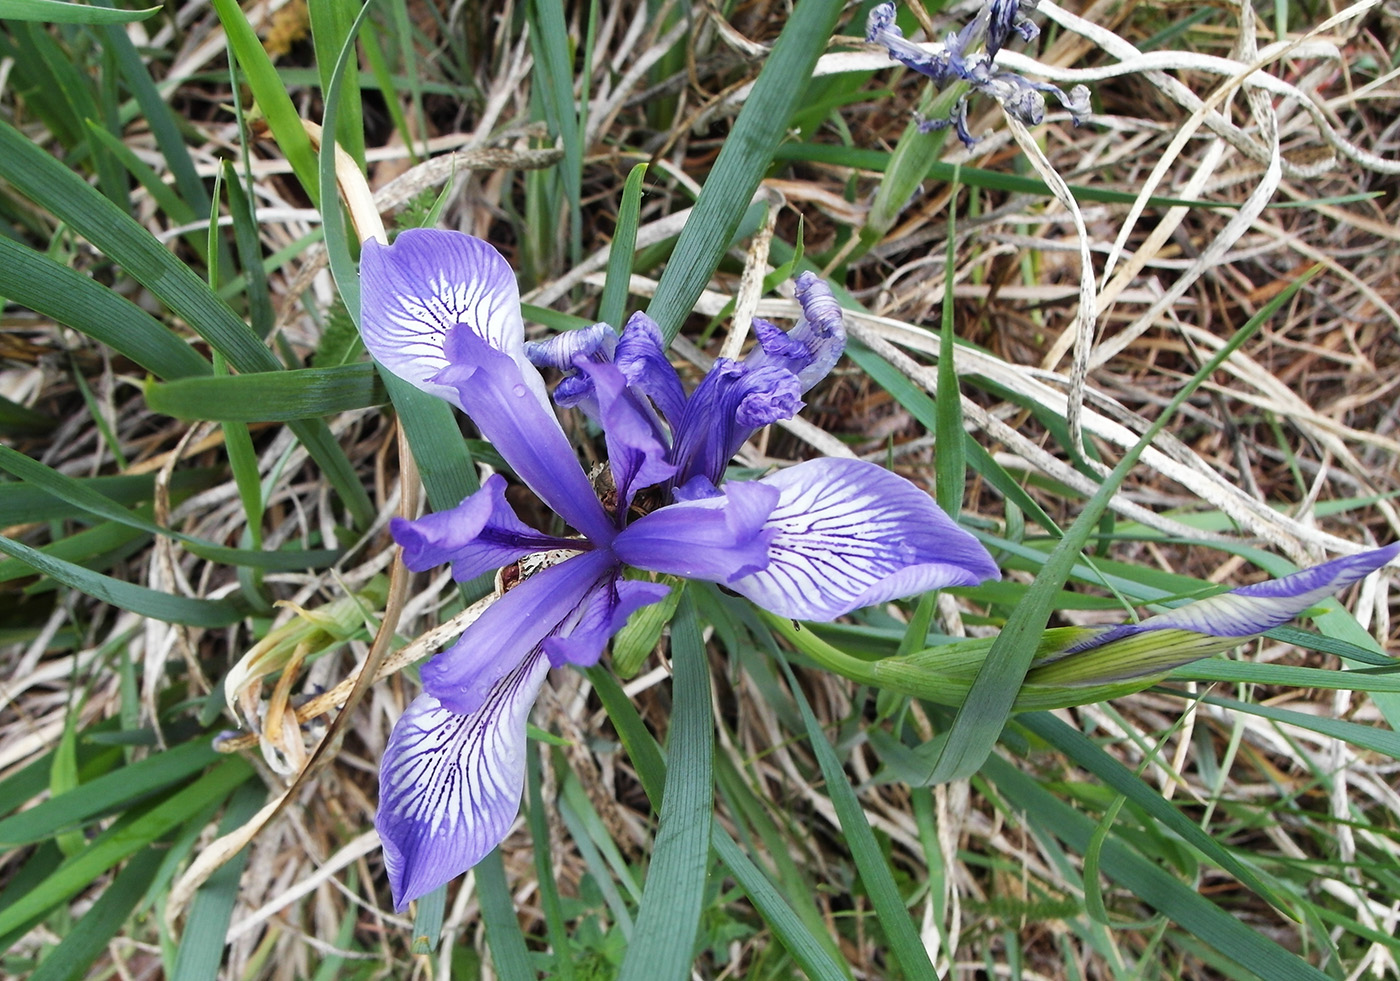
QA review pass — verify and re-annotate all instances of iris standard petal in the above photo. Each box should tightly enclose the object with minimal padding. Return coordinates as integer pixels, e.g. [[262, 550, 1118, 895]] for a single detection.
[[524, 324, 620, 420], [1062, 542, 1400, 655], [575, 359, 675, 508], [615, 312, 688, 425], [435, 326, 617, 546], [669, 361, 804, 488], [376, 652, 550, 909], [542, 576, 672, 668], [724, 458, 1001, 620], [390, 474, 584, 583], [421, 550, 620, 715], [614, 479, 778, 583], [360, 229, 549, 412], [743, 273, 846, 393]]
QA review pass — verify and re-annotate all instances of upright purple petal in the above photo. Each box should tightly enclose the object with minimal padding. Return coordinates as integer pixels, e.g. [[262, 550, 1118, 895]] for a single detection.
[[615, 312, 688, 425], [542, 576, 671, 668], [422, 549, 620, 715], [1064, 543, 1400, 654], [360, 230, 549, 413], [376, 651, 549, 909], [390, 474, 584, 583], [575, 359, 675, 509], [524, 324, 620, 420], [724, 458, 1001, 620], [614, 479, 779, 584], [435, 327, 617, 546], [669, 361, 804, 488], [743, 273, 847, 393]]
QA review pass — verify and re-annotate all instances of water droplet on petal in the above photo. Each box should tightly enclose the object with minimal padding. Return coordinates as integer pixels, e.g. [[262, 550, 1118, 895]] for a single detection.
[[512, 384, 527, 398]]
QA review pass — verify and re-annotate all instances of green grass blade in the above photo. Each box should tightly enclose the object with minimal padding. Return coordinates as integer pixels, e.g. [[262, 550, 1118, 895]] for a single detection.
[[1018, 712, 1296, 912], [474, 848, 534, 981], [774, 143, 1240, 211], [1173, 659, 1400, 691], [599, 162, 648, 329], [0, 535, 246, 627], [0, 757, 253, 937], [0, 0, 156, 22], [984, 755, 1330, 980], [1201, 694, 1400, 760], [27, 845, 164, 981], [224, 163, 275, 338], [145, 364, 385, 420], [711, 830, 852, 981], [98, 12, 212, 219], [309, 0, 365, 167], [935, 175, 965, 517], [585, 667, 666, 804], [0, 445, 340, 571], [168, 779, 266, 981], [0, 738, 220, 848], [646, 0, 845, 341], [0, 470, 216, 525], [0, 119, 373, 526], [925, 269, 1320, 783], [209, 0, 319, 202], [0, 237, 211, 380], [617, 592, 714, 981], [526, 0, 582, 263], [0, 393, 55, 436], [777, 657, 938, 978], [526, 743, 574, 980]]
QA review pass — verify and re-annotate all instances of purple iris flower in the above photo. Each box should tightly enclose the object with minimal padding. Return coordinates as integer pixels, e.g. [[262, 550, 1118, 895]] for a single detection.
[[1059, 542, 1400, 658], [359, 229, 1001, 908], [866, 0, 1090, 146]]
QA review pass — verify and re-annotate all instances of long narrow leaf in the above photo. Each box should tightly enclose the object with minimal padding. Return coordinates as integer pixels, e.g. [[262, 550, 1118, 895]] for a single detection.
[[984, 755, 1330, 980], [146, 364, 385, 420], [0, 536, 246, 628], [647, 0, 846, 341], [0, 758, 252, 937], [617, 593, 714, 981]]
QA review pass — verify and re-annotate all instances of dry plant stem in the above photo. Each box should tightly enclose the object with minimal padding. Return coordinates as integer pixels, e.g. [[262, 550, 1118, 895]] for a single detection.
[[720, 188, 782, 362], [170, 123, 412, 923], [1032, 0, 1400, 176], [1046, 1, 1286, 375], [213, 595, 496, 754], [1001, 115, 1097, 468]]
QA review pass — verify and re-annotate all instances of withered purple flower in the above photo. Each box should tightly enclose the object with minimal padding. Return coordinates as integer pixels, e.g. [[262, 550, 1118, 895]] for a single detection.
[[866, 0, 1090, 146]]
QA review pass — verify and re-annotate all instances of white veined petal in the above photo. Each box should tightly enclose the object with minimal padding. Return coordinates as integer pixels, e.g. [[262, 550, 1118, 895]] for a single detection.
[[727, 458, 999, 620], [360, 229, 550, 411], [376, 650, 550, 909]]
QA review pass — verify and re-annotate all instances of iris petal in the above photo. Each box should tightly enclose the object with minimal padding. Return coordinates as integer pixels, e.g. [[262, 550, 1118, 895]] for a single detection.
[[575, 359, 675, 508], [724, 458, 1001, 620], [1063, 542, 1400, 655], [542, 577, 672, 668], [614, 480, 779, 583], [376, 653, 549, 910], [421, 550, 619, 715], [360, 230, 549, 412], [615, 312, 688, 425], [435, 327, 617, 546], [743, 273, 846, 393], [390, 474, 582, 583]]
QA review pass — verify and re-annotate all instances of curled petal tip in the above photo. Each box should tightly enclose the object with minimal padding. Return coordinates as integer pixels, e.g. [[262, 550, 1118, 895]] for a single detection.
[[1065, 543, 1399, 657]]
